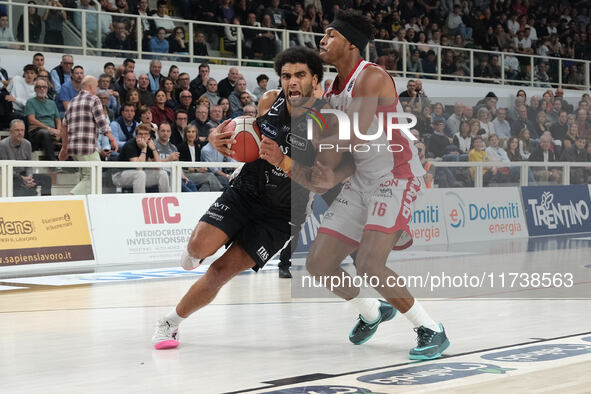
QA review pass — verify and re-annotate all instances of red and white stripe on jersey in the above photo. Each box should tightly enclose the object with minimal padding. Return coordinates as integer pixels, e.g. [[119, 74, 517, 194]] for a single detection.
[[323, 59, 425, 180]]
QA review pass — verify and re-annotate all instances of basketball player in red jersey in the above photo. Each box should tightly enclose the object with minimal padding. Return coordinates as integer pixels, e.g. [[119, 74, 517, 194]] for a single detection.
[[307, 10, 449, 360]]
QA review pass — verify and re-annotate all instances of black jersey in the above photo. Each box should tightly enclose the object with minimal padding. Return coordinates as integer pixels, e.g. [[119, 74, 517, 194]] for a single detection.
[[230, 91, 321, 223]]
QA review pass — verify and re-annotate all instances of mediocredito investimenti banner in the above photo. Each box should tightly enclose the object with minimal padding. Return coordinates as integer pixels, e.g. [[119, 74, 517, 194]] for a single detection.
[[0, 196, 94, 266], [87, 193, 221, 265]]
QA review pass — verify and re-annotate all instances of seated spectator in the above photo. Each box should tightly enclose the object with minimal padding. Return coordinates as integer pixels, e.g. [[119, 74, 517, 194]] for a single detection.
[[431, 102, 446, 126], [452, 120, 473, 155], [485, 134, 514, 182], [193, 31, 209, 58], [576, 108, 591, 140], [228, 78, 249, 114], [469, 136, 500, 186], [175, 91, 195, 122], [17, 2, 42, 43], [149, 27, 169, 58], [492, 108, 512, 140], [153, 0, 175, 34], [518, 128, 533, 160], [5, 64, 37, 118], [563, 123, 579, 150], [190, 104, 211, 147], [137, 105, 157, 132], [206, 104, 223, 128], [511, 105, 535, 137], [137, 73, 154, 106], [232, 92, 253, 117], [428, 119, 451, 158], [175, 72, 191, 102], [218, 97, 232, 120], [560, 137, 590, 184], [0, 119, 52, 196], [421, 50, 437, 77], [57, 65, 84, 115], [169, 26, 188, 57], [506, 137, 524, 161], [98, 73, 120, 116], [477, 107, 495, 138], [25, 78, 61, 160], [532, 111, 551, 139], [200, 78, 220, 108], [407, 51, 424, 77], [110, 102, 138, 148], [161, 77, 176, 108], [97, 89, 114, 122], [297, 16, 316, 48], [252, 14, 280, 60], [188, 63, 209, 99], [253, 74, 268, 102], [103, 21, 136, 56], [217, 67, 239, 99], [529, 133, 561, 183], [125, 88, 142, 116], [151, 90, 174, 126], [148, 60, 164, 92], [241, 104, 257, 117], [154, 121, 197, 192], [167, 65, 179, 86], [178, 124, 223, 191], [446, 102, 465, 136], [170, 109, 188, 148], [111, 123, 170, 193], [117, 71, 137, 101], [0, 12, 16, 48], [200, 141, 233, 189]]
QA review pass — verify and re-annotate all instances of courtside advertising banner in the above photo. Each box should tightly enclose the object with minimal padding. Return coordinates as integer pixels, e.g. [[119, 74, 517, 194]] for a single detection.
[[0, 196, 94, 267], [442, 187, 528, 242], [409, 189, 448, 246], [88, 193, 221, 265], [522, 185, 591, 236]]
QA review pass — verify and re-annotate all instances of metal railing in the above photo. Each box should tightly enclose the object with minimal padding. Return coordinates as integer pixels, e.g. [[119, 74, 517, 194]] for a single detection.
[[0, 0, 589, 90], [426, 160, 591, 187], [1, 159, 589, 197]]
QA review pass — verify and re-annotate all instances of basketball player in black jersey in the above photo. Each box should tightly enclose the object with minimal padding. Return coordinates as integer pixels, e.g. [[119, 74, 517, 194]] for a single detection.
[[152, 47, 339, 349]]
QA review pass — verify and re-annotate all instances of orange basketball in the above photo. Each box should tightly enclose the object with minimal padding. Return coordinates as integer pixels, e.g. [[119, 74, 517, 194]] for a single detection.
[[226, 116, 262, 163]]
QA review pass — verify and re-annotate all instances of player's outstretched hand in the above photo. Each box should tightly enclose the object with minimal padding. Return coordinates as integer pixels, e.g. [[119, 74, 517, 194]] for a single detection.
[[209, 119, 236, 158], [259, 136, 283, 166], [310, 160, 337, 194]]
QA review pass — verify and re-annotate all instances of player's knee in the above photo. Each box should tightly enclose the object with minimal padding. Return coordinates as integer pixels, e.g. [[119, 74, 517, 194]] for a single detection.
[[186, 242, 214, 260]]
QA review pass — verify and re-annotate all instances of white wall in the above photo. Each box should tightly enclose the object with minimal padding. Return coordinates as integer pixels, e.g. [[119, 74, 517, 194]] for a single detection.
[[1, 49, 586, 108]]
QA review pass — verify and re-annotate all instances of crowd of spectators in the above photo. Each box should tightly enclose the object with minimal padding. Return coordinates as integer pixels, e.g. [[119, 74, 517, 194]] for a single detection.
[[1, 0, 591, 85], [0, 52, 271, 194], [1, 48, 590, 195], [402, 80, 591, 186]]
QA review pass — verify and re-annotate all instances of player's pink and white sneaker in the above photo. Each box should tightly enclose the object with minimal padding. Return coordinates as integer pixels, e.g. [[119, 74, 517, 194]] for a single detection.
[[152, 318, 179, 350], [180, 250, 203, 271]]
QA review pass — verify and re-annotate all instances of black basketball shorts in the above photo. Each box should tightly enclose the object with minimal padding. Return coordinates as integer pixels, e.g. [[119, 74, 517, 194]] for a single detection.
[[200, 187, 293, 271]]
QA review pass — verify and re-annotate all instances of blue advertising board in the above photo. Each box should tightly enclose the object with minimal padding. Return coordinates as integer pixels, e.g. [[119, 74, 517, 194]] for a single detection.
[[521, 185, 591, 236]]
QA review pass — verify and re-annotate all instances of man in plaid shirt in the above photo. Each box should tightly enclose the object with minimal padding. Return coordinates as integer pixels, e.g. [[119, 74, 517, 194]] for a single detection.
[[59, 76, 118, 194]]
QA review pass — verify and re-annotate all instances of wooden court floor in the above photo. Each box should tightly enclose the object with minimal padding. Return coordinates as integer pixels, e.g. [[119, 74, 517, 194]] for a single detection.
[[1, 237, 591, 393]]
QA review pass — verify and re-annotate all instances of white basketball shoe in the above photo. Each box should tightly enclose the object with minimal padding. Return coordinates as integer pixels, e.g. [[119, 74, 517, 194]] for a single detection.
[[152, 318, 180, 350]]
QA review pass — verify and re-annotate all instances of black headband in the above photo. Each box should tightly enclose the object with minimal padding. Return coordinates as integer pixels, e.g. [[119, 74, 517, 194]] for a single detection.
[[328, 19, 370, 52]]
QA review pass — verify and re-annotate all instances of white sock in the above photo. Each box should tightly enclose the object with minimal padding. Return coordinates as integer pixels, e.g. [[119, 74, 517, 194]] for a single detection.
[[165, 308, 185, 326], [348, 298, 381, 322], [403, 300, 440, 332]]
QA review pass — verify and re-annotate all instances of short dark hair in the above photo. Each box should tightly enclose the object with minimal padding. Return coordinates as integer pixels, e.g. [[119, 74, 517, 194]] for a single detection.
[[122, 102, 136, 111], [99, 73, 111, 81], [33, 52, 44, 58], [157, 0, 167, 7], [123, 58, 135, 66], [23, 64, 37, 73], [334, 9, 376, 41], [156, 27, 166, 34], [256, 74, 269, 83], [274, 47, 323, 83], [199, 63, 210, 71], [73, 65, 84, 72], [175, 109, 188, 118], [104, 62, 115, 69]]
